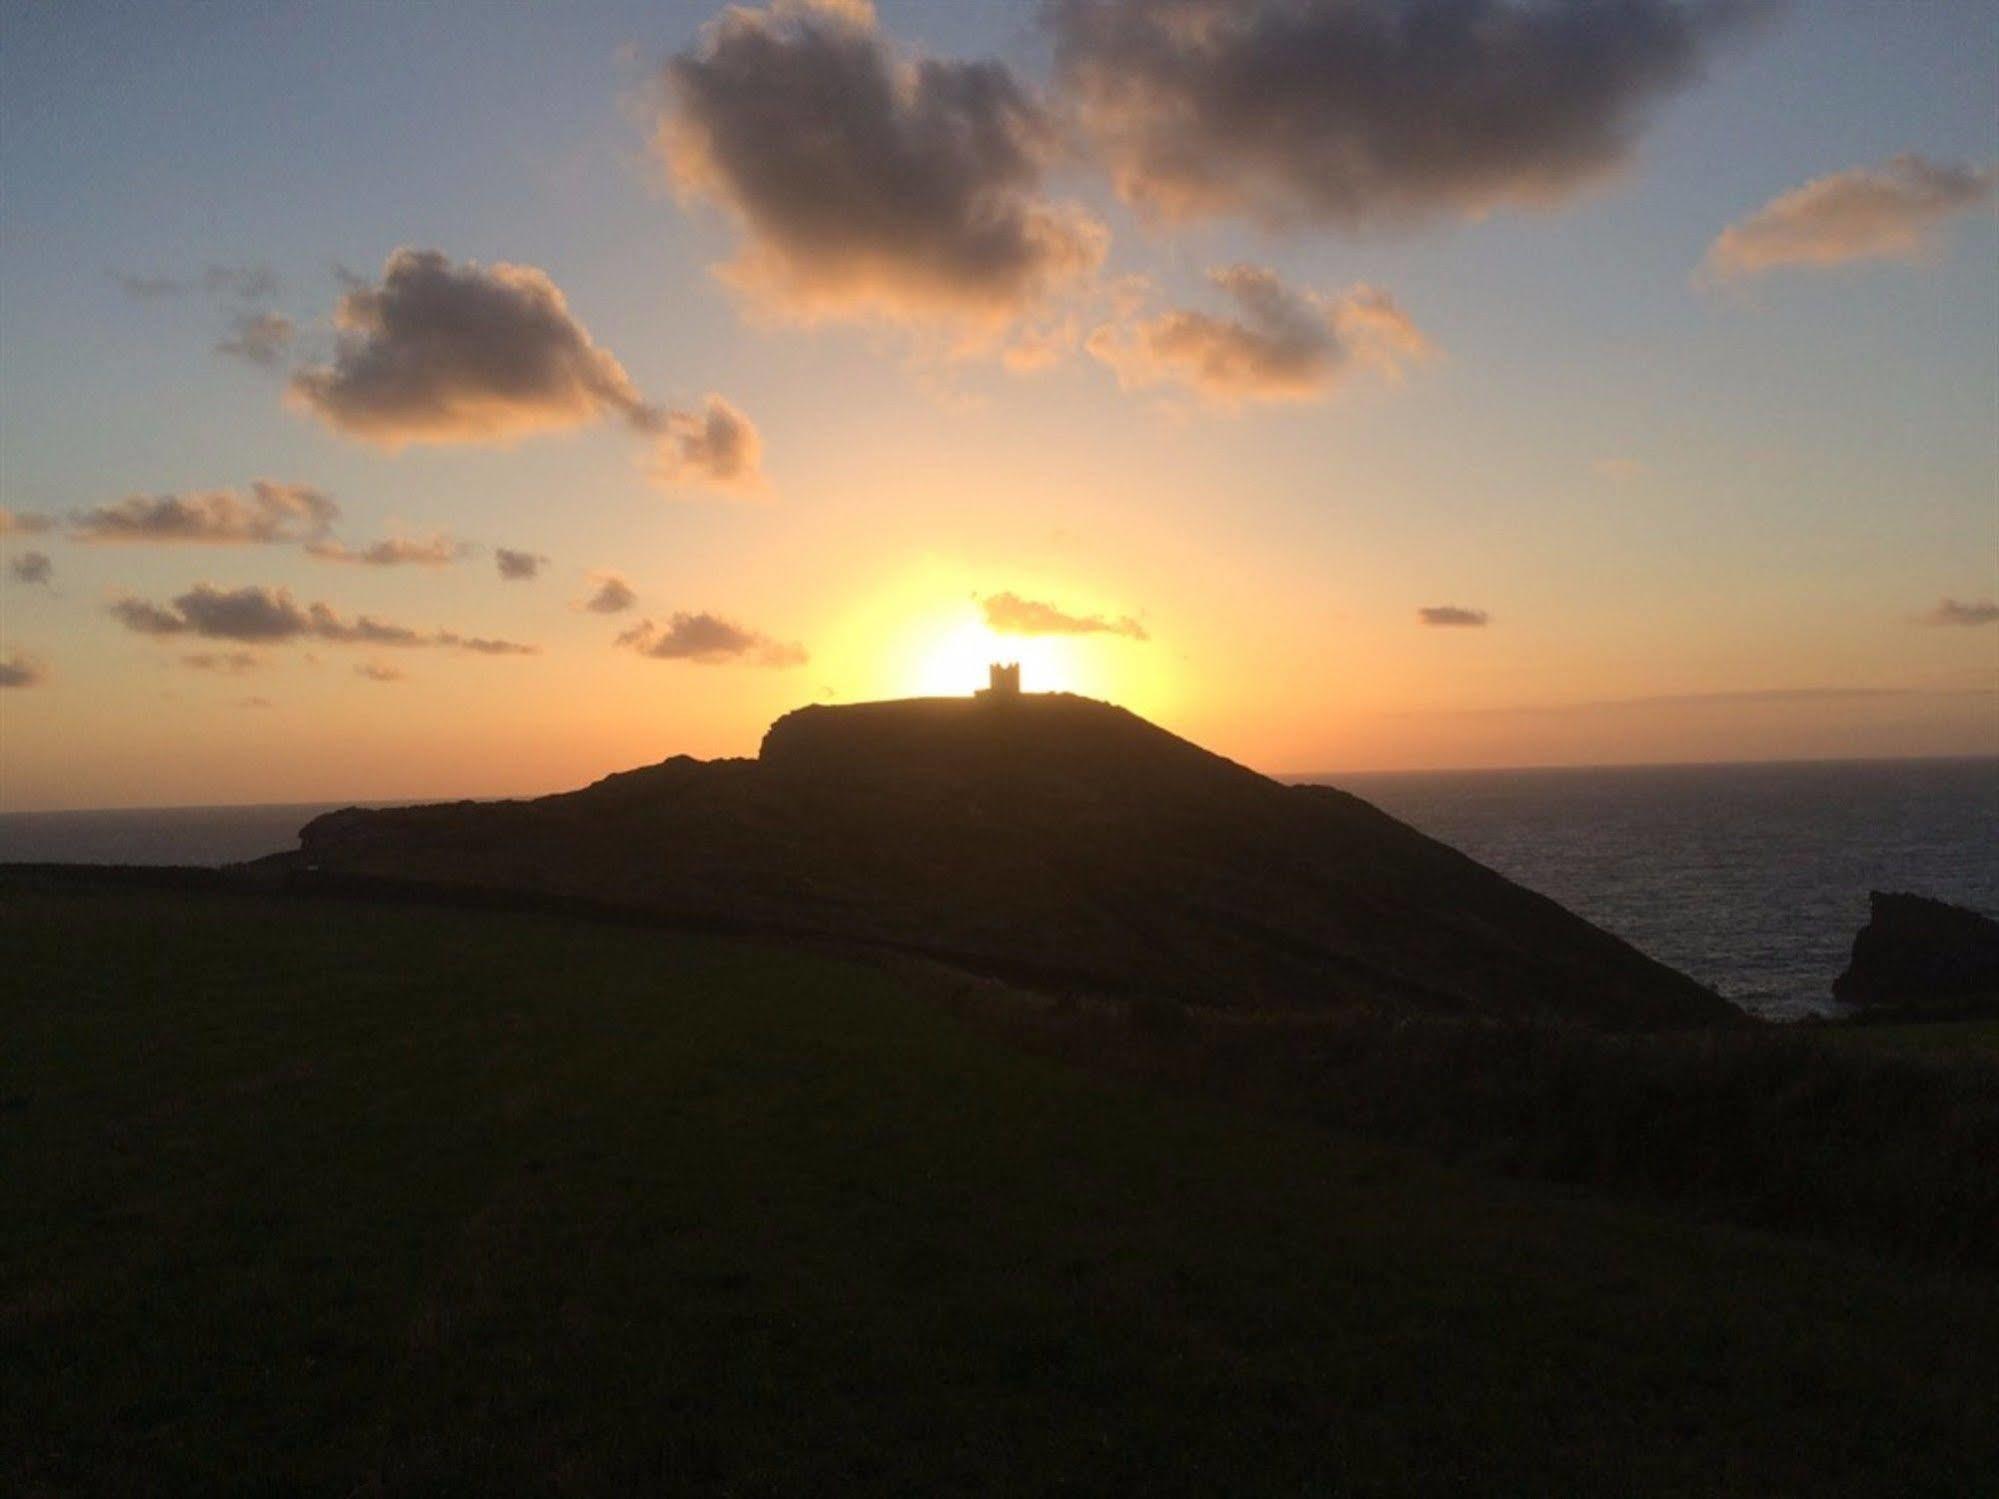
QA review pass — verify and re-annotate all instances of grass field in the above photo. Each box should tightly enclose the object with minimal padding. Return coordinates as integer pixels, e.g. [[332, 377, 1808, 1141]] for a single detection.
[[5, 879, 1997, 1496]]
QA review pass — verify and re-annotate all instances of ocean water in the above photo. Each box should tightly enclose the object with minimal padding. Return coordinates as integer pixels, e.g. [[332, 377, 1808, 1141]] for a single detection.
[[3, 758, 1994, 1020], [1332, 757, 1999, 1020]]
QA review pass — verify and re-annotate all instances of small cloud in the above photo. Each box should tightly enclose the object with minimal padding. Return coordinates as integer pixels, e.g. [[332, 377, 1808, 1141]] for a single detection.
[[8, 551, 53, 586], [616, 611, 806, 667], [305, 532, 466, 567], [215, 309, 296, 368], [579, 571, 639, 614], [647, 395, 764, 491], [656, 0, 1104, 331], [109, 582, 539, 655], [1419, 605, 1490, 627], [981, 591, 1147, 640], [356, 661, 406, 683], [495, 547, 549, 581], [0, 507, 56, 536], [237, 695, 275, 710], [112, 272, 189, 299], [1703, 155, 1996, 280], [1088, 266, 1430, 406], [72, 481, 337, 545], [0, 651, 47, 687], [181, 651, 261, 673], [203, 264, 279, 301], [1925, 598, 1999, 627]]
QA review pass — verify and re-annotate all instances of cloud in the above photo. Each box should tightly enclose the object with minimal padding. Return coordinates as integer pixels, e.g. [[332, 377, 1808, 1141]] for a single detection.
[[616, 611, 806, 666], [1419, 605, 1490, 627], [8, 551, 52, 586], [305, 532, 466, 567], [181, 651, 261, 673], [495, 547, 549, 581], [1704, 155, 1996, 279], [113, 264, 281, 301], [1047, 0, 1762, 229], [433, 632, 541, 656], [288, 248, 654, 447], [658, 0, 1105, 327], [356, 661, 406, 683], [0, 507, 55, 536], [1088, 266, 1430, 404], [72, 481, 337, 545], [982, 591, 1148, 640], [237, 696, 275, 710], [1926, 598, 1999, 628], [215, 309, 296, 368], [0, 652, 46, 688], [579, 571, 639, 614], [109, 583, 539, 655], [648, 396, 764, 490], [1405, 685, 1981, 718]]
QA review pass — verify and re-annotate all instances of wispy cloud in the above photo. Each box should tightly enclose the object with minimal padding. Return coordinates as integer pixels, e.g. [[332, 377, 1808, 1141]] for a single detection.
[[215, 309, 297, 368], [1419, 605, 1490, 628], [305, 532, 466, 567], [1704, 155, 1996, 279], [110, 583, 539, 655], [356, 661, 406, 683], [0, 507, 57, 536], [1925, 598, 1999, 628], [72, 482, 337, 545], [1089, 266, 1429, 405], [616, 611, 806, 666], [982, 591, 1147, 640], [579, 572, 639, 614]]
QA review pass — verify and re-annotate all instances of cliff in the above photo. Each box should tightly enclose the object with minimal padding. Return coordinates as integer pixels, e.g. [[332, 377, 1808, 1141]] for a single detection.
[[278, 692, 1736, 1028], [1832, 891, 1999, 1016]]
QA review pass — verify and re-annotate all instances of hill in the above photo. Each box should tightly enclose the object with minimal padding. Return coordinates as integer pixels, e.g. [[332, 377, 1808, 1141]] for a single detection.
[[276, 693, 1732, 1028], [4, 879, 1994, 1495]]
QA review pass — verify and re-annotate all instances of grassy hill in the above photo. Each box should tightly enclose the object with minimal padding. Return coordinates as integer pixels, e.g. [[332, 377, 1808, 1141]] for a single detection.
[[5, 878, 1996, 1496]]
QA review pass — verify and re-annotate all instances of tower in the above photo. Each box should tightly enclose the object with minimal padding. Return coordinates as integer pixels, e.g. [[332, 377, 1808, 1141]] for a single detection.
[[980, 661, 1020, 697]]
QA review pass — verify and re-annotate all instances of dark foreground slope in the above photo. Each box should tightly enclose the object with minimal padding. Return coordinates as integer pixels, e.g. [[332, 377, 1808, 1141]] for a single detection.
[[4, 882, 1994, 1497], [282, 694, 1729, 1028]]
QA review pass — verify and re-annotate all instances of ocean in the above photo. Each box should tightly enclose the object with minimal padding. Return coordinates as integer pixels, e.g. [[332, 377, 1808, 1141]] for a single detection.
[[4, 757, 1994, 1020]]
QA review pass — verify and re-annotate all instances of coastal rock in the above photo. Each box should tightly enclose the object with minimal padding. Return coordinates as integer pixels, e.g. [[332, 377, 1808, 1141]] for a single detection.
[[1832, 891, 1999, 1016], [274, 693, 1736, 1029]]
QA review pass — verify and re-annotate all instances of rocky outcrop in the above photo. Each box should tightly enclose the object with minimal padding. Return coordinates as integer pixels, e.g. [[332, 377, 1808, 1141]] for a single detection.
[[273, 693, 1737, 1029], [1832, 891, 1999, 1016]]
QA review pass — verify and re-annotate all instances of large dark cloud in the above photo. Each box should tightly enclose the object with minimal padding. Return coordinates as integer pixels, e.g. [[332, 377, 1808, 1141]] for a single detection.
[[659, 0, 1105, 325], [0, 652, 46, 688], [109, 583, 539, 655], [305, 532, 466, 567], [1419, 605, 1490, 627], [982, 591, 1148, 640], [616, 611, 806, 667], [288, 248, 653, 447], [1089, 265, 1429, 403], [72, 481, 337, 545], [1047, 0, 1762, 229], [8, 551, 53, 586], [1704, 155, 1997, 279], [1926, 598, 1999, 628], [288, 249, 765, 488]]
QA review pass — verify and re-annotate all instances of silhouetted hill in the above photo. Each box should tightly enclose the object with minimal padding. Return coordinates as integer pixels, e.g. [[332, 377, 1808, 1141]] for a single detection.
[[1834, 891, 1999, 1016], [277, 693, 1733, 1027]]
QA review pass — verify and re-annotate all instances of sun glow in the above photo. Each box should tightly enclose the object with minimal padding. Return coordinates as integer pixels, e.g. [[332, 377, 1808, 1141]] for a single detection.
[[911, 617, 1080, 697]]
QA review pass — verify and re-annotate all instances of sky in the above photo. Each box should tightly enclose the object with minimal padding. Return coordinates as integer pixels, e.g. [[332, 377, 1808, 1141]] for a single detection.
[[1, 0, 1995, 811]]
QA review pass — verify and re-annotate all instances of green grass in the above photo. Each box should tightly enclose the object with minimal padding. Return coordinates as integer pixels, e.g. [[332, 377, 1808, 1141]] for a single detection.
[[4, 881, 1997, 1496]]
